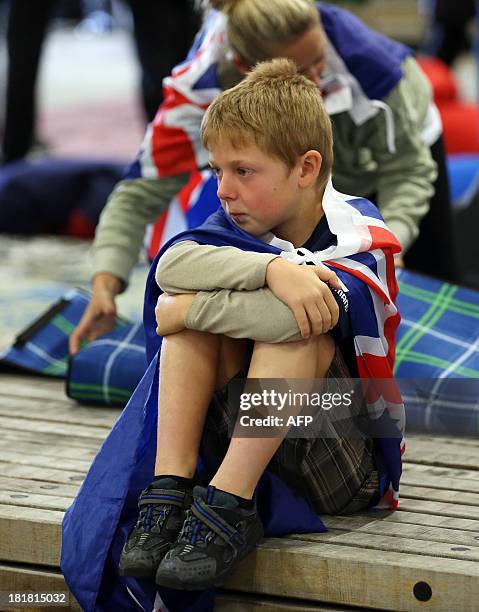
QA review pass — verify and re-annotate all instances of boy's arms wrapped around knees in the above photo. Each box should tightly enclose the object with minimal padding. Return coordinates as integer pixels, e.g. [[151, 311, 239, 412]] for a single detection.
[[186, 287, 308, 342], [155, 240, 280, 294], [156, 257, 346, 341]]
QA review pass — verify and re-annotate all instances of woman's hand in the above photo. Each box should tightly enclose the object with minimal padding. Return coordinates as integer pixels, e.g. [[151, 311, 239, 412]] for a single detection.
[[69, 273, 123, 355], [265, 258, 341, 339], [155, 293, 196, 336]]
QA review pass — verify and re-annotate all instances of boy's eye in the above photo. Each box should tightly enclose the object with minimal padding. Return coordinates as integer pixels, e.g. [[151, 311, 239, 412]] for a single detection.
[[237, 167, 253, 176], [210, 166, 222, 178]]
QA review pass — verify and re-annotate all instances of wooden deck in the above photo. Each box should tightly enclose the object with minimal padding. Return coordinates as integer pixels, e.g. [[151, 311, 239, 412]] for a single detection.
[[1, 374, 478, 611]]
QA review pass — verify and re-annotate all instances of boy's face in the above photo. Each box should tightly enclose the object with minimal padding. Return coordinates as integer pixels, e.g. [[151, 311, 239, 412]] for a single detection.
[[209, 139, 303, 238]]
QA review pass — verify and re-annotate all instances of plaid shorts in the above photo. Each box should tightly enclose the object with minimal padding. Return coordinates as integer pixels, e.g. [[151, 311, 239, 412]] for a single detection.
[[200, 347, 380, 515]]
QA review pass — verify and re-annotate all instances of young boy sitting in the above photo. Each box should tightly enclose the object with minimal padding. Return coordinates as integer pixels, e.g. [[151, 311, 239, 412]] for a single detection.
[[119, 58, 403, 591]]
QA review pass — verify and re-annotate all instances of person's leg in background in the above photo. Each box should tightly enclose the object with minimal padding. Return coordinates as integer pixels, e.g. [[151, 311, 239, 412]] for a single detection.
[[126, 0, 200, 123], [404, 135, 459, 283], [2, 0, 57, 164], [423, 0, 476, 65]]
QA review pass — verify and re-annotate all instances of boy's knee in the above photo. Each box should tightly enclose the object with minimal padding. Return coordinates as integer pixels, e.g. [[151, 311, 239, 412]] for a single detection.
[[315, 333, 336, 376], [266, 333, 335, 375]]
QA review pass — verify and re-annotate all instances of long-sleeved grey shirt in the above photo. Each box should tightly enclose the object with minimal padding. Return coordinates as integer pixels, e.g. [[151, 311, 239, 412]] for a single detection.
[[156, 241, 306, 343]]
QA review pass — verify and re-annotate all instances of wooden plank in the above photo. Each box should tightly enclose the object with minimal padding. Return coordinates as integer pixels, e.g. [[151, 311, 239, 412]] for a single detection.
[[0, 440, 97, 462], [0, 505, 63, 566], [0, 396, 120, 428], [398, 498, 479, 520], [225, 537, 479, 611], [408, 435, 479, 448], [405, 438, 479, 470], [0, 490, 72, 512], [321, 515, 479, 548], [400, 484, 479, 507], [0, 463, 85, 486], [293, 530, 479, 562], [0, 450, 90, 473], [1, 429, 103, 451], [0, 375, 71, 403], [402, 464, 479, 491], [358, 507, 479, 532], [407, 437, 479, 457], [0, 416, 109, 441], [0, 477, 78, 499], [0, 564, 81, 611], [2, 502, 479, 612], [216, 591, 359, 611]]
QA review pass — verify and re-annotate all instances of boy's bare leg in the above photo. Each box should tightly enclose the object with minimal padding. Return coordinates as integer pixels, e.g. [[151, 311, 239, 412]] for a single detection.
[[154, 330, 248, 478], [209, 334, 335, 498]]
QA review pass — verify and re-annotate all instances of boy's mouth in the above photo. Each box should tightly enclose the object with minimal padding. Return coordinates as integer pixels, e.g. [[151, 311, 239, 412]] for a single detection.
[[230, 213, 247, 222]]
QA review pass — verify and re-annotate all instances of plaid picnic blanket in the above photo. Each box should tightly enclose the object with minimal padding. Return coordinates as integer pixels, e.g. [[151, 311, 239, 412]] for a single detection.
[[0, 288, 147, 407], [395, 269, 479, 435], [0, 288, 91, 377], [66, 321, 146, 406]]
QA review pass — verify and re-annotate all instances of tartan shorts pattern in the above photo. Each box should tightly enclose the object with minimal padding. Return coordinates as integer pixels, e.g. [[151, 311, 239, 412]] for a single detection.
[[200, 347, 380, 516]]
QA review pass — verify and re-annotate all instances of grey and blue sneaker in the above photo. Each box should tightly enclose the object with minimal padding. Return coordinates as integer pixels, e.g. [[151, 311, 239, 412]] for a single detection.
[[155, 485, 263, 590], [119, 478, 193, 577]]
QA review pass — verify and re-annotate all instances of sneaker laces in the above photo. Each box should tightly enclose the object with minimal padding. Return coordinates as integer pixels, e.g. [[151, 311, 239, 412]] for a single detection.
[[136, 486, 186, 534], [178, 497, 245, 549], [137, 499, 169, 533], [179, 509, 211, 547]]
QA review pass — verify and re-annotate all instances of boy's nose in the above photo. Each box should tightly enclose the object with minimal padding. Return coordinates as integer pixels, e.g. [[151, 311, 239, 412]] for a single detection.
[[217, 175, 235, 201]]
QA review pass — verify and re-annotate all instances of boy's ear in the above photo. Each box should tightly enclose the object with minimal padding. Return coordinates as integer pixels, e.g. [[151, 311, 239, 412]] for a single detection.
[[298, 150, 322, 188], [231, 52, 251, 75]]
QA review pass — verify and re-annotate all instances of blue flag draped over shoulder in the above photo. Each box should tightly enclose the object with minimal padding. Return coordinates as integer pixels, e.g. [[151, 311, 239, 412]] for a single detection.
[[62, 181, 403, 611]]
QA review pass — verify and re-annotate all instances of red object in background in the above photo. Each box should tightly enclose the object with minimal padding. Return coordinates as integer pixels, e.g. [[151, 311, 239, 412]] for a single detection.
[[417, 55, 479, 154], [65, 209, 96, 239], [439, 102, 479, 154], [417, 56, 458, 102]]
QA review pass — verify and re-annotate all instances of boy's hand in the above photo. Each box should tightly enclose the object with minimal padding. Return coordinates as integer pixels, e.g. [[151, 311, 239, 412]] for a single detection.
[[155, 293, 196, 336], [266, 258, 340, 339]]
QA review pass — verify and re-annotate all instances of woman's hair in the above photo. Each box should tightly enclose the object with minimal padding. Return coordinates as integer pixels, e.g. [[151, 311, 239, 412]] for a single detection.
[[201, 58, 333, 190], [204, 0, 319, 66]]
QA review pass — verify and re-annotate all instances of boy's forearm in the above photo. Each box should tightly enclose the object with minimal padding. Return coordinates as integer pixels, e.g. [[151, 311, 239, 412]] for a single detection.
[[185, 288, 303, 343], [156, 241, 280, 294]]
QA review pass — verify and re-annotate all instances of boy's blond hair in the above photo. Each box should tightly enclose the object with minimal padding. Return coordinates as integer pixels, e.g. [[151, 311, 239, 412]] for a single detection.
[[201, 58, 333, 190], [205, 0, 319, 66]]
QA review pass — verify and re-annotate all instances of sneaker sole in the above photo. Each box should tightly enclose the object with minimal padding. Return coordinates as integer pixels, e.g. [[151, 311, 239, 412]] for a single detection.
[[119, 565, 157, 578], [155, 537, 263, 591]]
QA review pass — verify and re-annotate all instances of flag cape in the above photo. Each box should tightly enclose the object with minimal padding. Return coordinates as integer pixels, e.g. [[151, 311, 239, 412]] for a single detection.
[[62, 180, 404, 611]]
